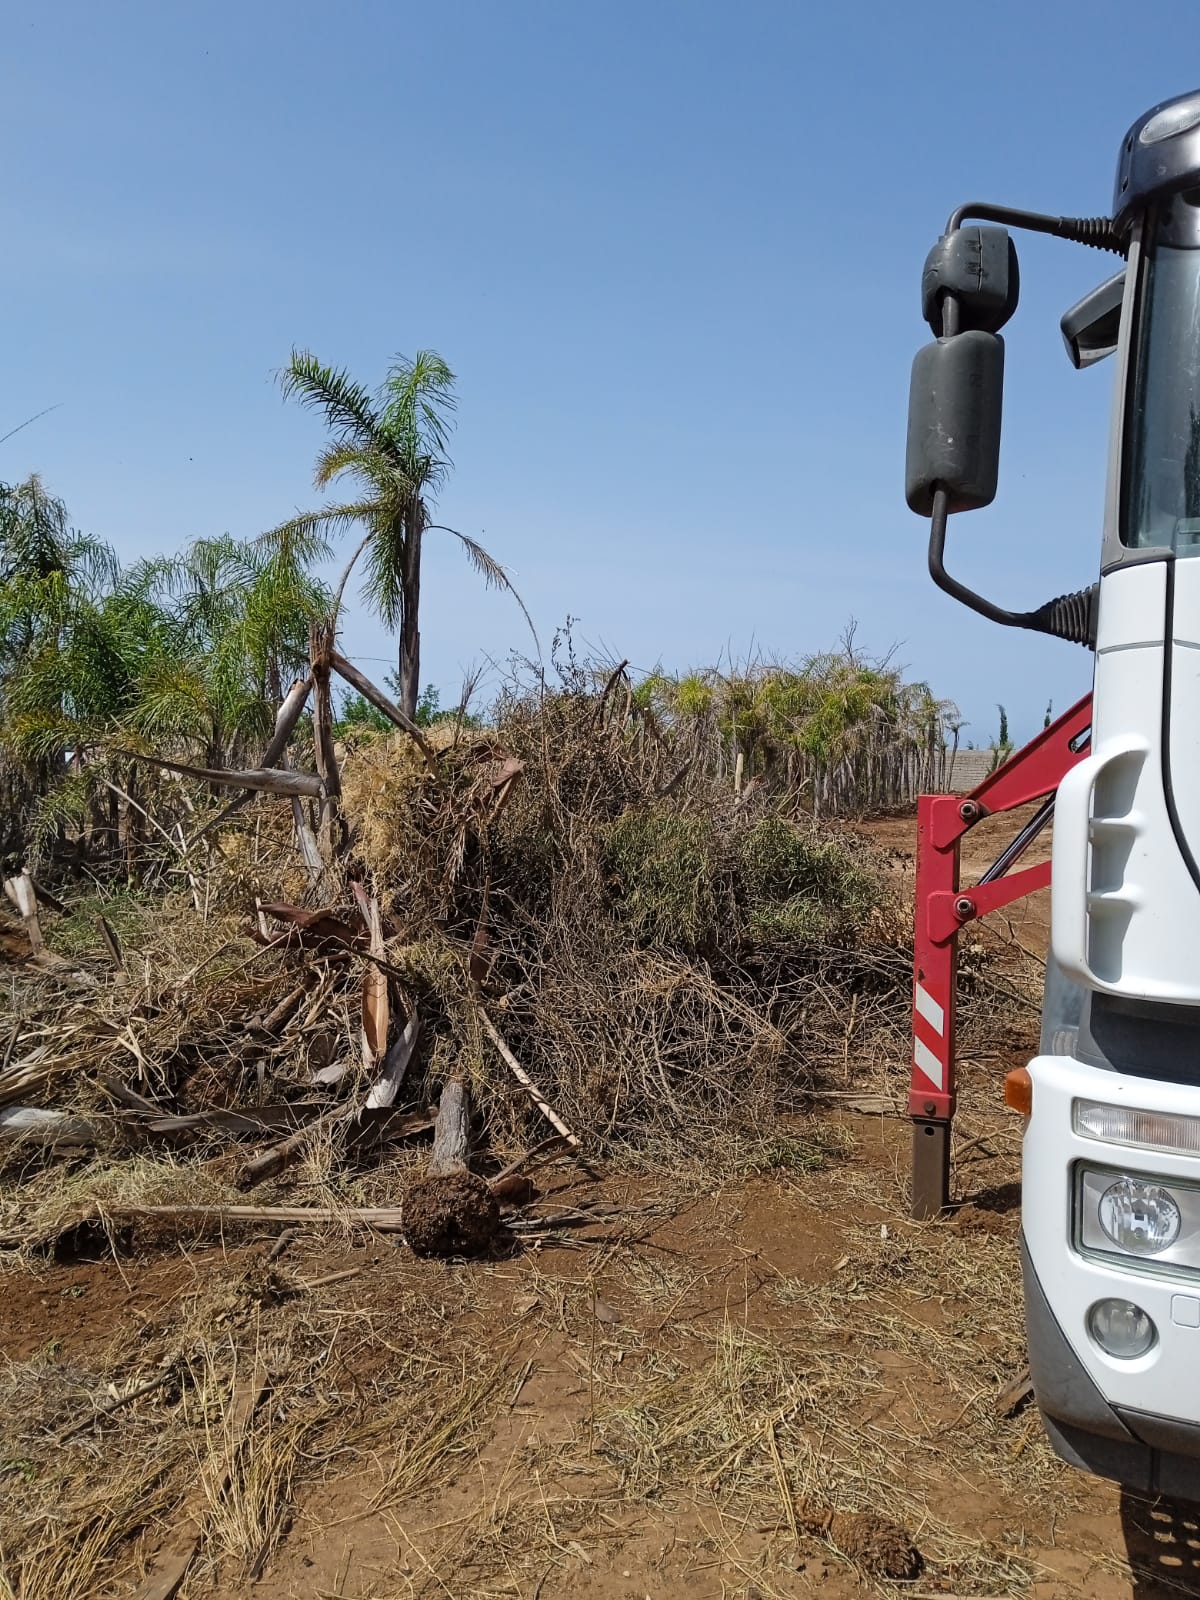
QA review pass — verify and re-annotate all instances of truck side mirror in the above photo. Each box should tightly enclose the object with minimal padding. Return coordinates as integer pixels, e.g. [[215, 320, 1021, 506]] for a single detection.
[[922, 226, 1019, 334], [1061, 270, 1125, 368], [905, 330, 1005, 516]]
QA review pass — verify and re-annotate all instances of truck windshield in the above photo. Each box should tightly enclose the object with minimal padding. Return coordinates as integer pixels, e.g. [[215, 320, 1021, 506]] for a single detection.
[[1124, 233, 1200, 552]]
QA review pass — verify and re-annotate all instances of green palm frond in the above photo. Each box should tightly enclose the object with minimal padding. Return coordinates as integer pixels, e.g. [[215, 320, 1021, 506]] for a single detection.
[[380, 350, 456, 461], [280, 351, 383, 447], [363, 517, 406, 630], [313, 440, 374, 490], [260, 503, 377, 559], [129, 652, 214, 743]]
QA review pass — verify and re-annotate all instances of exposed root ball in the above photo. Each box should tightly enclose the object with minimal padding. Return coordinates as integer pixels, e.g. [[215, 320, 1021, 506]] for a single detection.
[[827, 1510, 922, 1580], [403, 1169, 500, 1257]]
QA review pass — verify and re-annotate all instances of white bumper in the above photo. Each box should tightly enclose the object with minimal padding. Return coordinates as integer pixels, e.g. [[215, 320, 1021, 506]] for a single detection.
[[1025, 1052, 1200, 1425]]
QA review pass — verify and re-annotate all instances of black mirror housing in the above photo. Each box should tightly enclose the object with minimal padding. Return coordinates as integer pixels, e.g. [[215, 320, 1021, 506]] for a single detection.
[[906, 330, 1005, 517], [922, 226, 1020, 334], [1061, 270, 1125, 367]]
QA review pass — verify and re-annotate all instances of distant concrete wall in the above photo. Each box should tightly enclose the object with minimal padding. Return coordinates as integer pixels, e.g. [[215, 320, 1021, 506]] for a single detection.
[[943, 749, 1000, 793]]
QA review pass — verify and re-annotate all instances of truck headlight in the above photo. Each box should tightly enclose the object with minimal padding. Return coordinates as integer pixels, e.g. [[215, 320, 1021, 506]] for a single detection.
[[1076, 1166, 1200, 1279], [1087, 1298, 1157, 1359], [1098, 1177, 1182, 1255]]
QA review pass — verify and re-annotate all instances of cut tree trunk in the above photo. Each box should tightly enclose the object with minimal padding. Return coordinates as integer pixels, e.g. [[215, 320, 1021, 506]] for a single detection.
[[403, 1075, 499, 1257], [309, 623, 344, 858], [397, 511, 421, 724], [197, 675, 313, 841], [122, 755, 323, 798], [329, 650, 437, 769]]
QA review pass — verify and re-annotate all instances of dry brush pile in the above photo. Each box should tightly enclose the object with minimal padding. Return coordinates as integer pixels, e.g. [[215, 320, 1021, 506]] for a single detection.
[[0, 647, 1055, 1600], [0, 646, 917, 1263]]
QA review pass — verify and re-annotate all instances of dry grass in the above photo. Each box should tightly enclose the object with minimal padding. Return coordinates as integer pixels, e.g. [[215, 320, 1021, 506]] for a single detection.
[[186, 1340, 335, 1580], [0, 672, 1073, 1597], [0, 1348, 191, 1598], [0, 1114, 1089, 1600], [0, 1255, 346, 1597], [360, 1349, 514, 1508]]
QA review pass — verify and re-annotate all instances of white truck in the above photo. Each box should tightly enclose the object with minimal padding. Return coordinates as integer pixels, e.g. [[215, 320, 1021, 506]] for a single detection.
[[906, 87, 1200, 1497]]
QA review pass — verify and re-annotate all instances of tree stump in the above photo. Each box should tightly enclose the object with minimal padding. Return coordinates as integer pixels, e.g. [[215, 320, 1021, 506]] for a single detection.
[[797, 1502, 922, 1581], [403, 1077, 500, 1257]]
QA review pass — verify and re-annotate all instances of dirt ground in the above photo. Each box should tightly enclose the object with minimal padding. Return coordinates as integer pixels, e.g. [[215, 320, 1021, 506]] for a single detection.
[[3, 809, 1198, 1600]]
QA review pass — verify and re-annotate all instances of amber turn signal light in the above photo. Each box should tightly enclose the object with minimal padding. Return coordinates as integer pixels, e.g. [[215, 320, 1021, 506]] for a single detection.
[[1004, 1067, 1033, 1118]]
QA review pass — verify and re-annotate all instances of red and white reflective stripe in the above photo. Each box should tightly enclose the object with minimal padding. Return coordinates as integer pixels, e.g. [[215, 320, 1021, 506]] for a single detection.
[[913, 980, 947, 1092], [914, 981, 945, 1037], [913, 1034, 944, 1091]]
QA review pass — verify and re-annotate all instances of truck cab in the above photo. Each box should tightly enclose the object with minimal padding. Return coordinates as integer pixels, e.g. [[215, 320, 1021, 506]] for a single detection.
[[907, 88, 1200, 1496]]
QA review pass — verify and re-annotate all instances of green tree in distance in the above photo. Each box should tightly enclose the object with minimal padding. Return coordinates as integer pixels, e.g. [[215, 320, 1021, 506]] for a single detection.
[[268, 349, 528, 721]]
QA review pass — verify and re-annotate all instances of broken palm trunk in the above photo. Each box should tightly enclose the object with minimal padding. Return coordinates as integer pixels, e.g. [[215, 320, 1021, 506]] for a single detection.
[[3, 870, 43, 951], [329, 647, 438, 771], [309, 622, 345, 859], [403, 1076, 500, 1256]]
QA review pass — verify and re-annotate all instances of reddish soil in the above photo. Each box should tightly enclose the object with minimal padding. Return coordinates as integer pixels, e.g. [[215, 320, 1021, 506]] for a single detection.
[[2, 810, 1196, 1600]]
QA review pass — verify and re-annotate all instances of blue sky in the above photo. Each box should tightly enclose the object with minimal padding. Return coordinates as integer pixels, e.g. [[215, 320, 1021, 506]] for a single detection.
[[2, 1, 1193, 744]]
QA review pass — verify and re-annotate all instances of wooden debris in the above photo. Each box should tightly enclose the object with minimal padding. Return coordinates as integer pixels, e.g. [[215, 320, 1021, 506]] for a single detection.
[[329, 648, 438, 769], [488, 1135, 568, 1187], [0, 1045, 54, 1109], [3, 870, 43, 952], [404, 1076, 500, 1257], [26, 877, 67, 915], [102, 1201, 409, 1231], [239, 1104, 348, 1188], [257, 903, 364, 950], [290, 789, 326, 887], [252, 981, 309, 1037], [309, 622, 344, 855], [125, 753, 324, 797], [56, 1368, 175, 1442], [196, 674, 314, 841], [354, 885, 389, 1070], [239, 1007, 425, 1186], [265, 1225, 300, 1262], [489, 1172, 536, 1206], [365, 1014, 420, 1110], [103, 1077, 160, 1114], [298, 1266, 363, 1292], [0, 1105, 97, 1147], [429, 1076, 472, 1170], [478, 1008, 580, 1151], [136, 1101, 432, 1146], [996, 1365, 1034, 1418], [95, 913, 126, 976]]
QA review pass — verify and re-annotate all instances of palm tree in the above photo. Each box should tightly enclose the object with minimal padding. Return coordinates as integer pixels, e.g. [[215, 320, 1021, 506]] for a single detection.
[[268, 349, 524, 721], [124, 532, 329, 764]]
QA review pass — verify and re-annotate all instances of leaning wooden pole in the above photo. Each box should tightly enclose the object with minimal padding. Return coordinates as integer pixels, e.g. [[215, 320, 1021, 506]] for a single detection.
[[309, 622, 345, 860]]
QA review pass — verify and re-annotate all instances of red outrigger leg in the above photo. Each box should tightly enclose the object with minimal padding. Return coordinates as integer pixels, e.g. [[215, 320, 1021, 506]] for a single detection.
[[910, 694, 1094, 1217]]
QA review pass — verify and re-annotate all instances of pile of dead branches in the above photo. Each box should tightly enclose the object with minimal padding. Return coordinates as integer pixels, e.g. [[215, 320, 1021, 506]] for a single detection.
[[0, 636, 926, 1257]]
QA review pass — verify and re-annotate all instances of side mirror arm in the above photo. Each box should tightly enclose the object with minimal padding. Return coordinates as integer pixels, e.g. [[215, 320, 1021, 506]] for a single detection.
[[928, 487, 1098, 648]]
